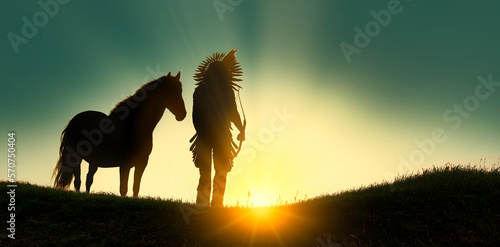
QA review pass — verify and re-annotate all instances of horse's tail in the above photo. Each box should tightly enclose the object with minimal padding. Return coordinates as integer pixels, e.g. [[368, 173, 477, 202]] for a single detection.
[[52, 125, 75, 189]]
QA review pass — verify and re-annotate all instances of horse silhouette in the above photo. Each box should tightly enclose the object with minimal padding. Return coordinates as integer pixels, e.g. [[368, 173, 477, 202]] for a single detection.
[[52, 72, 186, 197]]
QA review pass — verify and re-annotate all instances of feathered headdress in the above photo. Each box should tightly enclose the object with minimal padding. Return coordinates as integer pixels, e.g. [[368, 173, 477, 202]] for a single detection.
[[194, 49, 242, 90]]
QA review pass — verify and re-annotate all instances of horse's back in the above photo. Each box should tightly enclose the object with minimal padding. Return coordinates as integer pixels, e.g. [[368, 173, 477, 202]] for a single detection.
[[66, 110, 106, 134], [65, 110, 126, 165], [72, 110, 107, 122]]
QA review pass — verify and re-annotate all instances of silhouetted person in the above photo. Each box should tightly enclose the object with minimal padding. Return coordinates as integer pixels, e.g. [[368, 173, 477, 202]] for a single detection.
[[190, 49, 245, 207]]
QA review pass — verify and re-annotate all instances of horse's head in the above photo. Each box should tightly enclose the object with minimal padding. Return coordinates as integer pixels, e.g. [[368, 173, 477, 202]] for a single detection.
[[160, 72, 186, 121]]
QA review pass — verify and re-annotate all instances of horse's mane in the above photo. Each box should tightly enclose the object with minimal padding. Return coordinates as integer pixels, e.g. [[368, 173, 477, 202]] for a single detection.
[[109, 77, 163, 114]]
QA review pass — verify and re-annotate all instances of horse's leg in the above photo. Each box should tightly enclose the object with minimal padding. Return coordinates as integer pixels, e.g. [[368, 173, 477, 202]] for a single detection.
[[119, 165, 132, 197], [86, 164, 98, 193], [73, 164, 81, 192], [132, 159, 148, 198]]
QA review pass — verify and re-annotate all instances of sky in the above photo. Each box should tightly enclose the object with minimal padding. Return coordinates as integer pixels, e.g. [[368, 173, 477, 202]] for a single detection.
[[1, 0, 499, 206]]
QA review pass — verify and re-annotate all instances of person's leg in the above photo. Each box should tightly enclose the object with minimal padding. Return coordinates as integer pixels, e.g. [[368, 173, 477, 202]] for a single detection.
[[197, 166, 211, 207], [195, 143, 212, 207], [212, 144, 231, 207], [211, 170, 227, 207]]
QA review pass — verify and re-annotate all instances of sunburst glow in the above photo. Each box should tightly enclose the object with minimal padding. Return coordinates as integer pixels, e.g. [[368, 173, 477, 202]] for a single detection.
[[250, 207, 273, 219]]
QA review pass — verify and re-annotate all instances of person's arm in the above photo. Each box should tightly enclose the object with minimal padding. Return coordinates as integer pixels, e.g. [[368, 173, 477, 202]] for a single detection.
[[231, 108, 244, 133], [229, 91, 245, 141]]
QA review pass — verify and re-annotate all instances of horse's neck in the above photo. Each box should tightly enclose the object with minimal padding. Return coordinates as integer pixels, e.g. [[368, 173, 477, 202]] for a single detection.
[[111, 93, 166, 136], [134, 95, 166, 135]]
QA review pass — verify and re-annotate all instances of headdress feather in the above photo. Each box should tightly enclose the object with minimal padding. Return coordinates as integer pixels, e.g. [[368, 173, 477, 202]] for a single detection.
[[194, 49, 242, 90]]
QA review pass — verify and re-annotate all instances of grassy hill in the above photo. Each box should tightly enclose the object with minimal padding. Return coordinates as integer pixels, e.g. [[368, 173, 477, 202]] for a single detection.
[[1, 165, 499, 246]]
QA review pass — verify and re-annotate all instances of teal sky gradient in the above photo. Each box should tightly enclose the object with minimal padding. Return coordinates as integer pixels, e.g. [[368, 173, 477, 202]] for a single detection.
[[1, 0, 499, 204]]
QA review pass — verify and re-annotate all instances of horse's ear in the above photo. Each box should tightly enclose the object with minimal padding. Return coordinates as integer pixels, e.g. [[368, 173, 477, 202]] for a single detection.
[[175, 72, 181, 80], [167, 72, 172, 77]]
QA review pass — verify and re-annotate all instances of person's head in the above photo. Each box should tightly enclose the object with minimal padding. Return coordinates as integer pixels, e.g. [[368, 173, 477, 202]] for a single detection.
[[194, 49, 242, 90], [204, 61, 231, 85]]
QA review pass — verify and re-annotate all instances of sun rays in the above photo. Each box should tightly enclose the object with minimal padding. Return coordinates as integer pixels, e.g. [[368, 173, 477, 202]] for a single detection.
[[200, 202, 316, 246]]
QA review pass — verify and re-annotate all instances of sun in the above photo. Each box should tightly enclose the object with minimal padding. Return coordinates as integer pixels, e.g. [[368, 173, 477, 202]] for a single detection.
[[242, 206, 290, 246], [245, 189, 276, 207], [250, 195, 272, 207], [250, 206, 273, 219]]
